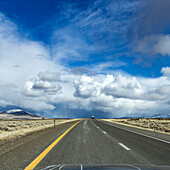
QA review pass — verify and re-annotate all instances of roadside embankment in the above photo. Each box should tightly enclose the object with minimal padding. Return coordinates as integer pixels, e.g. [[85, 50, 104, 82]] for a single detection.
[[0, 119, 79, 141], [102, 118, 170, 134]]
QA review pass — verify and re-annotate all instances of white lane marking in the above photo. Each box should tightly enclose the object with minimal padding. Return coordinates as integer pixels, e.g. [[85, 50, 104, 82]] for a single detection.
[[103, 121, 170, 144], [59, 164, 65, 170], [83, 120, 87, 128], [90, 120, 99, 129], [40, 165, 60, 170], [118, 143, 131, 150], [103, 131, 107, 134], [50, 166, 60, 170], [125, 164, 141, 170], [40, 165, 56, 170], [91, 120, 110, 137]]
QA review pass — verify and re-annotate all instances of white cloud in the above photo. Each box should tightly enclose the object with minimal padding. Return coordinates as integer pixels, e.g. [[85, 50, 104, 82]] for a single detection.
[[0, 13, 62, 111], [22, 72, 62, 97], [0, 12, 170, 117], [73, 72, 170, 116], [0, 99, 13, 107], [103, 75, 143, 100], [74, 75, 100, 98], [51, 28, 93, 62], [0, 15, 59, 85], [161, 67, 170, 77], [22, 81, 43, 97], [20, 100, 55, 112], [38, 71, 61, 82]]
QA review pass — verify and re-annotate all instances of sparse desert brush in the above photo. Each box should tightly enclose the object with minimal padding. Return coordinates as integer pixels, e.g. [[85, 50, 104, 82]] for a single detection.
[[103, 118, 170, 133]]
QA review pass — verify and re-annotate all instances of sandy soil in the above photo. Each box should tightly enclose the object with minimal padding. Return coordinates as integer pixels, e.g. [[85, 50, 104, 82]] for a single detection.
[[0, 119, 80, 141], [102, 118, 170, 135]]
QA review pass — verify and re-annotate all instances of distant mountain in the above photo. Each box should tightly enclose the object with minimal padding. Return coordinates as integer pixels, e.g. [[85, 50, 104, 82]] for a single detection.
[[0, 109, 47, 119], [118, 113, 170, 119], [148, 113, 170, 118]]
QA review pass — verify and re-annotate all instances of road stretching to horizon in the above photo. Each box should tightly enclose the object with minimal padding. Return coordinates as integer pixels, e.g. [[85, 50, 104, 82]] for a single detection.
[[0, 119, 170, 170]]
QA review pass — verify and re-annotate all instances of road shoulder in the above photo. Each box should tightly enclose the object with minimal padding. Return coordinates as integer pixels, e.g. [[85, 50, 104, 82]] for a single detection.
[[100, 119, 170, 142]]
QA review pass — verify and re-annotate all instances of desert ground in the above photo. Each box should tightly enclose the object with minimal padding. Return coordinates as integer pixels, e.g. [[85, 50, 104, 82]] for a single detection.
[[103, 118, 170, 134], [0, 119, 80, 141]]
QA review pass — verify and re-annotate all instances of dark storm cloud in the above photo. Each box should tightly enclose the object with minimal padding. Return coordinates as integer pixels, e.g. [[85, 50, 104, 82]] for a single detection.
[[131, 0, 170, 39], [128, 0, 170, 64]]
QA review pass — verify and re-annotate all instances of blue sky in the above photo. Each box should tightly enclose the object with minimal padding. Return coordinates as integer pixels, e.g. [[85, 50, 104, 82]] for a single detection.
[[0, 0, 170, 118], [0, 0, 168, 77]]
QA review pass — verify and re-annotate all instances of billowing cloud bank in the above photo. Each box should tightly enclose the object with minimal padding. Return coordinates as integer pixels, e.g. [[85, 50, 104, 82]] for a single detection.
[[73, 70, 170, 117], [0, 13, 170, 118]]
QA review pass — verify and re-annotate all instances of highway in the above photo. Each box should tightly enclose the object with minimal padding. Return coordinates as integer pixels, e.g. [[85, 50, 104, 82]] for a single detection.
[[0, 119, 170, 170]]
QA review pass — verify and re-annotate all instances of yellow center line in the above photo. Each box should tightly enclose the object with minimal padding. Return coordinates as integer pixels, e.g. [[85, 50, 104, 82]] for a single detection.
[[24, 120, 81, 170]]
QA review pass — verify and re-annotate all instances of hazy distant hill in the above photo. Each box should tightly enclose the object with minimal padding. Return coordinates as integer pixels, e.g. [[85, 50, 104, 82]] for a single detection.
[[118, 113, 170, 119], [0, 109, 47, 119], [149, 113, 170, 118]]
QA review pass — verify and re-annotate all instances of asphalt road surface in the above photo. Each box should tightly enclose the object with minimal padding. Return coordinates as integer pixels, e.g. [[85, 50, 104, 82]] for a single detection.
[[0, 119, 170, 170]]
